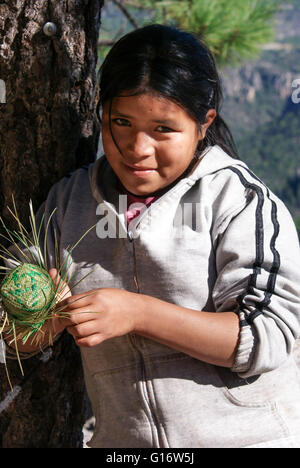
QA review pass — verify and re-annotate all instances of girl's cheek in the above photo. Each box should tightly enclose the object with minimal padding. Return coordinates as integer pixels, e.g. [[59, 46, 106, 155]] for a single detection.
[[101, 124, 110, 140], [159, 143, 182, 163], [102, 129, 115, 152], [102, 124, 123, 146]]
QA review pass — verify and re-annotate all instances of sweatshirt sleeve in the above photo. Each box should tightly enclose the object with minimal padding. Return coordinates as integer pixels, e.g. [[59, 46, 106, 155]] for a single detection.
[[211, 166, 300, 378]]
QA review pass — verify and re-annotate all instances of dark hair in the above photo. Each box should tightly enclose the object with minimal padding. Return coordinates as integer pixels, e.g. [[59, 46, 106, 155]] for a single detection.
[[97, 24, 239, 159]]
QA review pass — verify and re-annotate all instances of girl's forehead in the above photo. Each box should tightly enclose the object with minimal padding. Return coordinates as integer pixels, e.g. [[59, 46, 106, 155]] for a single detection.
[[106, 93, 195, 122]]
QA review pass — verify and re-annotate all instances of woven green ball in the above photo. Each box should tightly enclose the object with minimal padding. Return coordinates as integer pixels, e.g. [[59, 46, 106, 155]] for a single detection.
[[0, 263, 54, 320]]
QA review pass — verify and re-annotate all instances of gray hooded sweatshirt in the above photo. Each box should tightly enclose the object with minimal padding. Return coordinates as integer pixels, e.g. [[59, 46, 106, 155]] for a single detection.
[[5, 145, 300, 448]]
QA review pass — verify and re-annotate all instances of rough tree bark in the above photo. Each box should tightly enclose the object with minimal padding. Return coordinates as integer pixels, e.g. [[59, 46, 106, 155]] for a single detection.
[[0, 0, 103, 448]]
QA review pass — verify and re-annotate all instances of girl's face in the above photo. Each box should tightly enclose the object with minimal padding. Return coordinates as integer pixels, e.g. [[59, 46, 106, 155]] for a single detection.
[[101, 93, 216, 196]]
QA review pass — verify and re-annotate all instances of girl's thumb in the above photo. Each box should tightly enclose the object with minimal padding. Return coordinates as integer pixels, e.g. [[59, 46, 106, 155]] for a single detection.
[[49, 268, 72, 301], [49, 268, 58, 281]]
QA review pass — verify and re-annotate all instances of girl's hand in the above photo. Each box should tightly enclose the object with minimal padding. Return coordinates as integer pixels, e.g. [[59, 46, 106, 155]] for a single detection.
[[56, 288, 142, 347]]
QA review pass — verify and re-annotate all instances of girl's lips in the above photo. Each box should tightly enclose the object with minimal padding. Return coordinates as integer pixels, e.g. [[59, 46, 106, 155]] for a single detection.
[[124, 164, 156, 177]]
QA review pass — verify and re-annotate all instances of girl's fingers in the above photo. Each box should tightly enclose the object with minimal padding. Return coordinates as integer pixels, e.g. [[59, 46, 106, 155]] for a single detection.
[[66, 319, 98, 339], [49, 268, 59, 284], [49, 268, 72, 300], [57, 290, 98, 311], [75, 333, 103, 347], [57, 309, 99, 325]]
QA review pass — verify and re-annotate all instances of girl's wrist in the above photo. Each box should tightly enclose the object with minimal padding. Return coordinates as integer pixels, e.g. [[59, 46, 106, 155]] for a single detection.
[[131, 291, 148, 334]]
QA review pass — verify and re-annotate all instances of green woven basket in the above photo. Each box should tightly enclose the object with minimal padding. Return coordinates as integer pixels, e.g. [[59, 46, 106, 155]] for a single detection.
[[0, 263, 55, 327]]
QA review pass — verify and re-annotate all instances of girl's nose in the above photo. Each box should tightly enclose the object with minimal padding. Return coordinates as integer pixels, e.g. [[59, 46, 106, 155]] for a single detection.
[[128, 131, 155, 158]]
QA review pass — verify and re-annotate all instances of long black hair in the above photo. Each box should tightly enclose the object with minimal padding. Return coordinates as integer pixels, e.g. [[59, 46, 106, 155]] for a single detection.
[[97, 24, 239, 159]]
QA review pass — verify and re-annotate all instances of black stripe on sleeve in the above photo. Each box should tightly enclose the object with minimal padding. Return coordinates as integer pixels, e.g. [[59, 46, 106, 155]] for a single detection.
[[238, 166, 281, 323], [226, 166, 281, 325]]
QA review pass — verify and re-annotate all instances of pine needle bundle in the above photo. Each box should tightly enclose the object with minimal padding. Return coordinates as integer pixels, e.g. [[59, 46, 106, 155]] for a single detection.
[[136, 0, 282, 66], [0, 197, 95, 389]]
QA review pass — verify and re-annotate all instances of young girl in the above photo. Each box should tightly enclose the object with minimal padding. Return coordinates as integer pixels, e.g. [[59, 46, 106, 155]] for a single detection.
[[6, 24, 300, 448]]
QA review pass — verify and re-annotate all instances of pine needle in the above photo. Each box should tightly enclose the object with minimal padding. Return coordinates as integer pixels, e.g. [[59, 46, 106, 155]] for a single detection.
[[43, 207, 58, 272], [11, 321, 24, 377]]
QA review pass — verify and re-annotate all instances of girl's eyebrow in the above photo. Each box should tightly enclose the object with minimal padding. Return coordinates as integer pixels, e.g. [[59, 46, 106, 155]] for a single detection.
[[112, 112, 132, 118], [152, 119, 177, 127], [112, 111, 177, 127]]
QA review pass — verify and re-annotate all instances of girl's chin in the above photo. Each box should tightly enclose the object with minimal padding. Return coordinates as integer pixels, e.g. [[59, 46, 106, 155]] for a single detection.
[[117, 173, 177, 198], [118, 176, 161, 197], [121, 180, 175, 199], [123, 184, 158, 197]]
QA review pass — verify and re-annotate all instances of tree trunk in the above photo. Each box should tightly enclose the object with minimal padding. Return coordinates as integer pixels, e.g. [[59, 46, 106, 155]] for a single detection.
[[0, 0, 103, 448]]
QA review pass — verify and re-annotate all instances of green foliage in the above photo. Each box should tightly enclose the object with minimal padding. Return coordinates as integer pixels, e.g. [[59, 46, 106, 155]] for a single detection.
[[145, 0, 282, 65], [98, 0, 283, 66]]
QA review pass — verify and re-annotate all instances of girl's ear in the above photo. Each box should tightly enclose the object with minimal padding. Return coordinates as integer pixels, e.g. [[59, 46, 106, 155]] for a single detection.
[[198, 109, 217, 140]]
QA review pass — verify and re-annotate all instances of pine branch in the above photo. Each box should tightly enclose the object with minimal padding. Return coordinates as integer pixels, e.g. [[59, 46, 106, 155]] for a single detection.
[[98, 0, 283, 66], [151, 0, 283, 65]]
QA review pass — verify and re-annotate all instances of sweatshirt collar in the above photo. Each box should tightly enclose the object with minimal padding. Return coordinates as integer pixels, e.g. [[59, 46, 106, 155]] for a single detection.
[[89, 145, 246, 207]]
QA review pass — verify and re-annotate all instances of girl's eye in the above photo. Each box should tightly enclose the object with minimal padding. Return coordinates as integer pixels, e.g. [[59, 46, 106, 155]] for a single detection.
[[156, 125, 175, 133], [112, 118, 130, 127]]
